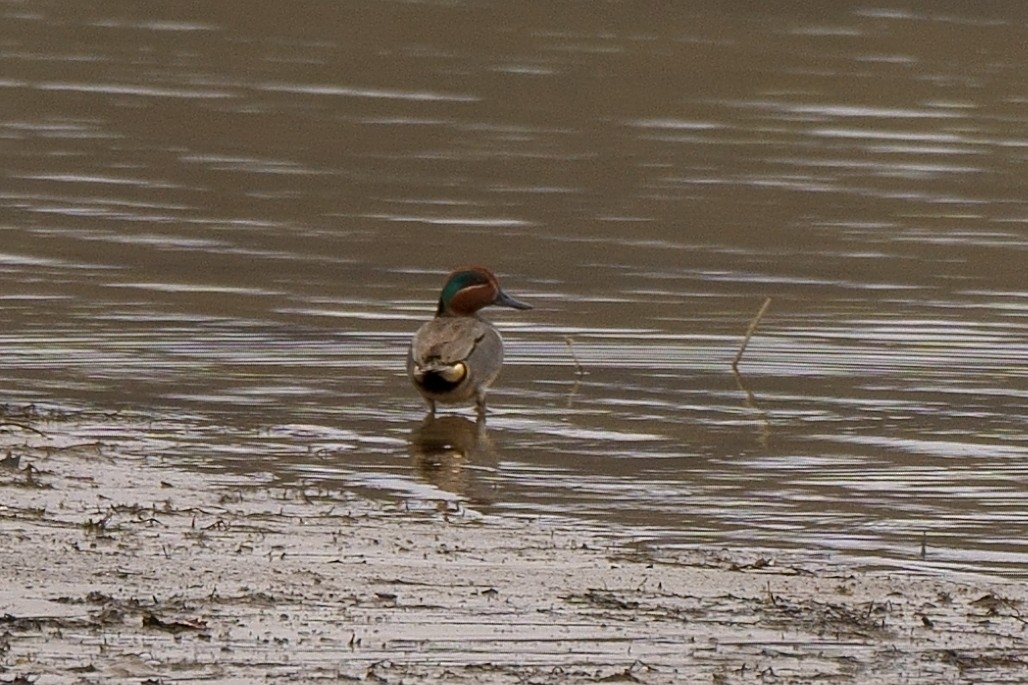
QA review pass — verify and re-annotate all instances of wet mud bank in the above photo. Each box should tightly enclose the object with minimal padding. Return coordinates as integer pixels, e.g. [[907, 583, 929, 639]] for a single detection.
[[1, 412, 1026, 684]]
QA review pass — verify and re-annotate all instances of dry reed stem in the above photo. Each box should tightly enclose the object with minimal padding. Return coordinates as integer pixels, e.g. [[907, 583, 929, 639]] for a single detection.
[[732, 297, 772, 371]]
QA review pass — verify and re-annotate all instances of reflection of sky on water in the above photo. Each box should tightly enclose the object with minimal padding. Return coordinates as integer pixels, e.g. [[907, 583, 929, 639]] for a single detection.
[[1, 2, 1026, 577]]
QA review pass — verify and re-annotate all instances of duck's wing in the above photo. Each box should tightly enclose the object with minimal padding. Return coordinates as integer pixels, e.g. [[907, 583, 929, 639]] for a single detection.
[[410, 317, 486, 367]]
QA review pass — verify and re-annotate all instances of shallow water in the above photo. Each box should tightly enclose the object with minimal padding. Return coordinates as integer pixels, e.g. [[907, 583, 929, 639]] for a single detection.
[[1, 2, 1026, 577]]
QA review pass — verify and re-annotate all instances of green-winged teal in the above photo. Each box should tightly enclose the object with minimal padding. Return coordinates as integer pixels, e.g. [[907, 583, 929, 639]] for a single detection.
[[407, 266, 531, 417]]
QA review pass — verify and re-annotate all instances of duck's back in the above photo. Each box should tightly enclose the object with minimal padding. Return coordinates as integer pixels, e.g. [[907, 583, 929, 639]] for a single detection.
[[408, 317, 505, 403], [410, 317, 485, 365]]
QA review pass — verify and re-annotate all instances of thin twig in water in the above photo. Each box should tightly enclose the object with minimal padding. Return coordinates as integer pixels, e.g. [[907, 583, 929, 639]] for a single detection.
[[0, 421, 49, 438], [564, 336, 586, 376], [732, 297, 772, 371]]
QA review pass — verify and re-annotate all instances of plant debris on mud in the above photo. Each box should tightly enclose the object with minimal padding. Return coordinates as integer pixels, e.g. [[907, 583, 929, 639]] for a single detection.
[[1, 417, 1027, 684]]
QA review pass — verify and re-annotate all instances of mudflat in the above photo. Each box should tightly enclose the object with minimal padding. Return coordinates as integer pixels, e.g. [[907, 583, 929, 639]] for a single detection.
[[1, 411, 1026, 684]]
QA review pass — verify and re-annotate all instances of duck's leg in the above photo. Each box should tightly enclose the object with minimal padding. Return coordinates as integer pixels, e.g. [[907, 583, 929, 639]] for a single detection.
[[475, 391, 488, 421], [425, 399, 436, 417]]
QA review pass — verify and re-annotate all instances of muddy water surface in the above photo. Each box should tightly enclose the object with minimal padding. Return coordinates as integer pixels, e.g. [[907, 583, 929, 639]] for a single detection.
[[1, 3, 1027, 576]]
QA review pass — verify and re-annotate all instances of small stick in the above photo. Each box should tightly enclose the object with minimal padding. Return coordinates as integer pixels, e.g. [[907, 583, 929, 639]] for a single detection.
[[732, 297, 772, 371], [564, 336, 586, 376], [0, 421, 49, 438]]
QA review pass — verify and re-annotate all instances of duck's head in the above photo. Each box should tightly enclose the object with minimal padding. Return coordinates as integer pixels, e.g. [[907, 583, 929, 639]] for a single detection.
[[436, 266, 532, 317]]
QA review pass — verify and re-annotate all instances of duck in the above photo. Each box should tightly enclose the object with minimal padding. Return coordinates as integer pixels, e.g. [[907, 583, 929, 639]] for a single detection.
[[407, 266, 531, 418]]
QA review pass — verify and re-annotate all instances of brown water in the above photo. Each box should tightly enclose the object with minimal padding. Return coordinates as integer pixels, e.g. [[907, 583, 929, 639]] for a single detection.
[[2, 2, 1026, 577]]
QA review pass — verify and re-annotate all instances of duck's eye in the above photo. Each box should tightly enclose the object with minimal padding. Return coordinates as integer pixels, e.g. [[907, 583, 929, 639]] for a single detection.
[[438, 362, 467, 383]]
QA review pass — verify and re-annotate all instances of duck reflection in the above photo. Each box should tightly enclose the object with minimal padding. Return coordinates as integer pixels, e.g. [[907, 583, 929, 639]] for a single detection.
[[408, 415, 498, 505]]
